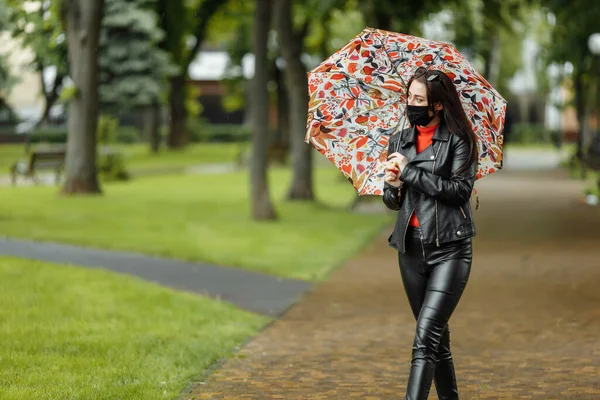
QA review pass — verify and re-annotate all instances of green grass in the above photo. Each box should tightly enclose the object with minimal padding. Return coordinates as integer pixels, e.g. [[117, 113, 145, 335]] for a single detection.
[[0, 256, 268, 400], [0, 143, 245, 173], [122, 143, 245, 173], [0, 167, 391, 281]]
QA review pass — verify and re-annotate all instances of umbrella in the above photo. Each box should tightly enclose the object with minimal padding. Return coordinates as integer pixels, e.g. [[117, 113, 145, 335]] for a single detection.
[[305, 27, 507, 195]]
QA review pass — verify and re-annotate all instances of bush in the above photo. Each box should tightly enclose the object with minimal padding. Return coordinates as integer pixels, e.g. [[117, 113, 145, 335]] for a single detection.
[[116, 125, 142, 144], [97, 115, 119, 144], [24, 123, 141, 146], [97, 114, 130, 182], [506, 123, 549, 144], [187, 118, 251, 143], [27, 128, 68, 145], [97, 148, 130, 181]]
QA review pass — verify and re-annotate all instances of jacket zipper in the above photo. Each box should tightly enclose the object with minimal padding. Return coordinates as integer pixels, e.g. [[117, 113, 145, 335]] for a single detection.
[[402, 209, 414, 253], [432, 143, 442, 247], [459, 206, 467, 219], [419, 231, 426, 259]]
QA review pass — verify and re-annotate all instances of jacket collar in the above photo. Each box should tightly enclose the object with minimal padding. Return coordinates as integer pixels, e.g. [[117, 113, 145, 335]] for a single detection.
[[401, 122, 451, 147]]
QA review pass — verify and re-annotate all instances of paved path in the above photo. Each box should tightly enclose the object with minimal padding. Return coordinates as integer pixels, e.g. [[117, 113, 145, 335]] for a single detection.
[[186, 167, 600, 399], [0, 237, 310, 317]]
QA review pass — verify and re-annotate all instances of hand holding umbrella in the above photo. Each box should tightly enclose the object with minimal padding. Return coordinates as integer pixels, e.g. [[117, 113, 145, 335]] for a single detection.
[[384, 152, 408, 187]]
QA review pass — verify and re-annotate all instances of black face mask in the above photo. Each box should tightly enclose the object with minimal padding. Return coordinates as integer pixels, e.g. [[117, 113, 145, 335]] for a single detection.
[[406, 105, 435, 127]]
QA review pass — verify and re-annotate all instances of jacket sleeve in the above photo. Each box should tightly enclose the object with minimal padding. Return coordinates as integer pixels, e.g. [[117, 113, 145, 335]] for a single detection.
[[383, 182, 401, 211], [382, 135, 402, 211], [399, 137, 476, 206]]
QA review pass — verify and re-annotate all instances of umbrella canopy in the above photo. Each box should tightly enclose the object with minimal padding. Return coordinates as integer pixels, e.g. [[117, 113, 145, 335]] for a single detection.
[[306, 27, 507, 195]]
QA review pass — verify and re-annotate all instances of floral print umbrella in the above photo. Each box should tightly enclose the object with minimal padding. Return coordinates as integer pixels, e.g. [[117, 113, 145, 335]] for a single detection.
[[305, 27, 507, 195]]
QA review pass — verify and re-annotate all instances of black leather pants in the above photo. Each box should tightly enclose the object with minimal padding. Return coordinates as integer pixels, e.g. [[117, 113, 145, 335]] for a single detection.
[[398, 226, 472, 400]]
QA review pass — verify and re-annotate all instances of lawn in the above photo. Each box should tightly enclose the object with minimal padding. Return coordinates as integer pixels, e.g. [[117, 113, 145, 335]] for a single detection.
[[0, 166, 392, 281], [0, 143, 245, 174], [0, 256, 268, 400]]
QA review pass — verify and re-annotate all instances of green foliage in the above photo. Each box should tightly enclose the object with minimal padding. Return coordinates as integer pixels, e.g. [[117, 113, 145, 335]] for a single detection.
[[0, 142, 243, 172], [185, 85, 203, 117], [27, 128, 68, 145], [304, 0, 365, 57], [542, 0, 600, 68], [5, 0, 68, 103], [0, 0, 18, 98], [0, 56, 18, 99], [97, 114, 120, 145], [59, 85, 77, 102], [97, 149, 130, 182], [99, 0, 178, 112], [507, 122, 550, 144], [97, 114, 130, 181], [447, 0, 533, 93], [19, 125, 141, 146], [187, 118, 251, 143], [116, 125, 143, 143], [207, 1, 254, 114]]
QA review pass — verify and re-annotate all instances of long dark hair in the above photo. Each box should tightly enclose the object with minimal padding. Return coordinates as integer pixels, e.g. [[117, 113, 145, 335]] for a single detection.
[[407, 67, 478, 175]]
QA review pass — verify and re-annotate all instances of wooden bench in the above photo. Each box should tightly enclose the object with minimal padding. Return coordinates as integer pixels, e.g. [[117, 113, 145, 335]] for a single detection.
[[9, 145, 66, 186]]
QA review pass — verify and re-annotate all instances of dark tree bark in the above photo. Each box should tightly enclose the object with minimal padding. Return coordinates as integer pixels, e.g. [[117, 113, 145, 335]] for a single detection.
[[38, 66, 65, 128], [164, 0, 224, 149], [143, 101, 161, 153], [270, 60, 289, 165], [574, 64, 587, 179], [275, 0, 314, 201], [250, 0, 277, 220], [167, 74, 187, 149], [483, 30, 501, 87], [61, 0, 104, 195]]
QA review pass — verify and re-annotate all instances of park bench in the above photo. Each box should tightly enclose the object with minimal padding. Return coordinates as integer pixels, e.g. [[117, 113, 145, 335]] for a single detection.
[[9, 145, 66, 186]]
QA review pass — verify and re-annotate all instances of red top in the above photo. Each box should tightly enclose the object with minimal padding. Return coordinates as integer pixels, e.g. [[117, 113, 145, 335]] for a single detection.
[[409, 123, 439, 227]]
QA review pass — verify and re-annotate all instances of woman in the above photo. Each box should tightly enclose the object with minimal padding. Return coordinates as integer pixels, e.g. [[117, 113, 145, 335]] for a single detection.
[[383, 67, 478, 400]]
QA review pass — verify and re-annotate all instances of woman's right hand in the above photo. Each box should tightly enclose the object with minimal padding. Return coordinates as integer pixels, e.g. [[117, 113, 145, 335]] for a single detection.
[[384, 161, 402, 187]]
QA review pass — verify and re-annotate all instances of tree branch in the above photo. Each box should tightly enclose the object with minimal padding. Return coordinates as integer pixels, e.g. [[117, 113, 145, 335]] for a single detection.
[[183, 0, 225, 69]]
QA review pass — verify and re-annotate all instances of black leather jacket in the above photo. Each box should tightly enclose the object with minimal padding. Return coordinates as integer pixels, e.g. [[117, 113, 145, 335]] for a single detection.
[[383, 123, 477, 253]]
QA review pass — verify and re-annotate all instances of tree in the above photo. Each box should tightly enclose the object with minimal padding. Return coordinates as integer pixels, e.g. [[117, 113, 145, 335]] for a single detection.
[[59, 0, 105, 194], [273, 0, 359, 200], [99, 0, 176, 153], [0, 0, 16, 115], [0, 0, 18, 108], [4, 0, 68, 127], [250, 0, 277, 220], [274, 0, 314, 200], [0, 55, 18, 122], [156, 0, 226, 149], [99, 0, 176, 112], [541, 0, 600, 161]]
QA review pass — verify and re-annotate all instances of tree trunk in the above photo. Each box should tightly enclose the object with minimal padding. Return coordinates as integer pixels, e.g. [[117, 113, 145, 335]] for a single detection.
[[483, 30, 501, 87], [275, 0, 314, 201], [38, 65, 65, 128], [144, 102, 161, 153], [250, 0, 277, 220], [270, 61, 289, 165], [39, 93, 57, 129], [61, 0, 104, 195], [575, 67, 585, 159], [573, 64, 588, 179], [167, 74, 187, 149]]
